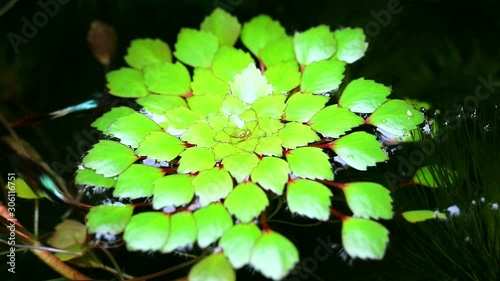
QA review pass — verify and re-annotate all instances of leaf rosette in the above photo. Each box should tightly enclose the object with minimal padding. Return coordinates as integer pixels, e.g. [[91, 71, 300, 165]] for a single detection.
[[75, 8, 425, 281]]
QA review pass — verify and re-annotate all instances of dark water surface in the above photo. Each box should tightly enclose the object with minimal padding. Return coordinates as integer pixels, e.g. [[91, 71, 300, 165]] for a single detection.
[[0, 0, 499, 280]]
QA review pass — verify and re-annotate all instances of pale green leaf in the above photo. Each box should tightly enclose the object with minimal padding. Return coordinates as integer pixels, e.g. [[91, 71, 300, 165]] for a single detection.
[[212, 46, 254, 83], [278, 122, 320, 149], [174, 28, 218, 68], [161, 212, 197, 253], [221, 93, 250, 116], [107, 112, 162, 148], [339, 78, 391, 113], [260, 36, 295, 67], [343, 182, 393, 219], [177, 147, 216, 174], [75, 168, 115, 188], [123, 212, 169, 251], [181, 121, 216, 148], [300, 59, 346, 93], [82, 140, 138, 177], [250, 230, 299, 280], [7, 178, 44, 199], [124, 38, 172, 69], [241, 15, 286, 56], [188, 252, 235, 281], [161, 107, 200, 135], [192, 167, 233, 206], [135, 131, 186, 162], [187, 94, 223, 119], [231, 64, 273, 104], [91, 106, 135, 134], [264, 61, 301, 93], [143, 62, 191, 96], [201, 8, 241, 46], [257, 117, 285, 135], [106, 68, 149, 98], [219, 223, 261, 269], [137, 95, 187, 114], [255, 135, 284, 157], [86, 204, 134, 234], [284, 93, 328, 122], [252, 94, 286, 119], [294, 25, 336, 65], [113, 164, 164, 199], [152, 174, 195, 209], [224, 182, 269, 223], [332, 132, 388, 171], [286, 179, 332, 220], [412, 166, 455, 188], [309, 105, 365, 138], [342, 217, 389, 260], [333, 28, 368, 64], [286, 147, 333, 180], [46, 219, 87, 261], [368, 100, 425, 136], [191, 68, 230, 96], [402, 210, 445, 223], [194, 203, 233, 248], [251, 156, 290, 195], [212, 143, 241, 161], [221, 151, 259, 183]]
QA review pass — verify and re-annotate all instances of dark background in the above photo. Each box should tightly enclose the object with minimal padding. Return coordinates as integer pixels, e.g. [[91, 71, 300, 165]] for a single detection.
[[0, 0, 499, 280]]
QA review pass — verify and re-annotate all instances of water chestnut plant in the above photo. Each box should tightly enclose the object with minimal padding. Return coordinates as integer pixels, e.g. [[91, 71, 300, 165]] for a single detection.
[[75, 8, 425, 280]]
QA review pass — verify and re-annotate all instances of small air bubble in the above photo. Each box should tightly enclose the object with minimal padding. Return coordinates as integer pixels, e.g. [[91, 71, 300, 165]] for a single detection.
[[484, 124, 491, 132], [381, 119, 387, 123]]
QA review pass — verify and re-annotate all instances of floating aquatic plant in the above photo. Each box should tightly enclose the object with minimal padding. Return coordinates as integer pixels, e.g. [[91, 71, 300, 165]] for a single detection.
[[75, 8, 425, 280]]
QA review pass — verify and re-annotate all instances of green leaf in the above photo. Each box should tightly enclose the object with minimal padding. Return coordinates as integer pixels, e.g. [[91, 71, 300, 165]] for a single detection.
[[6, 178, 44, 199], [86, 204, 134, 234], [260, 36, 295, 67], [342, 217, 389, 260], [257, 117, 285, 135], [161, 107, 200, 135], [401, 210, 446, 223], [124, 38, 172, 70], [161, 212, 197, 253], [143, 62, 191, 95], [152, 174, 195, 209], [368, 100, 425, 136], [224, 182, 269, 223], [333, 28, 368, 64], [284, 93, 328, 122], [192, 167, 233, 206], [212, 143, 241, 161], [188, 252, 236, 281], [231, 64, 273, 104], [219, 223, 261, 269], [339, 78, 391, 113], [309, 105, 365, 138], [46, 219, 87, 261], [174, 28, 218, 68], [113, 164, 164, 199], [294, 25, 336, 65], [342, 182, 393, 219], [212, 46, 254, 83], [241, 15, 286, 56], [221, 93, 250, 116], [222, 151, 259, 183], [278, 122, 320, 149], [178, 147, 216, 174], [75, 168, 116, 188], [106, 68, 149, 98], [412, 166, 455, 188], [255, 135, 284, 157], [194, 203, 233, 248], [187, 94, 224, 119], [252, 94, 286, 119], [135, 131, 186, 162], [264, 61, 301, 93], [91, 106, 135, 134], [250, 230, 299, 280], [200, 8, 241, 46], [82, 140, 138, 177], [300, 59, 346, 93], [191, 68, 230, 96], [107, 112, 162, 148], [332, 132, 388, 171], [251, 157, 290, 195], [137, 95, 187, 114], [181, 121, 216, 148], [286, 147, 333, 180], [123, 212, 169, 251], [286, 179, 332, 221]]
